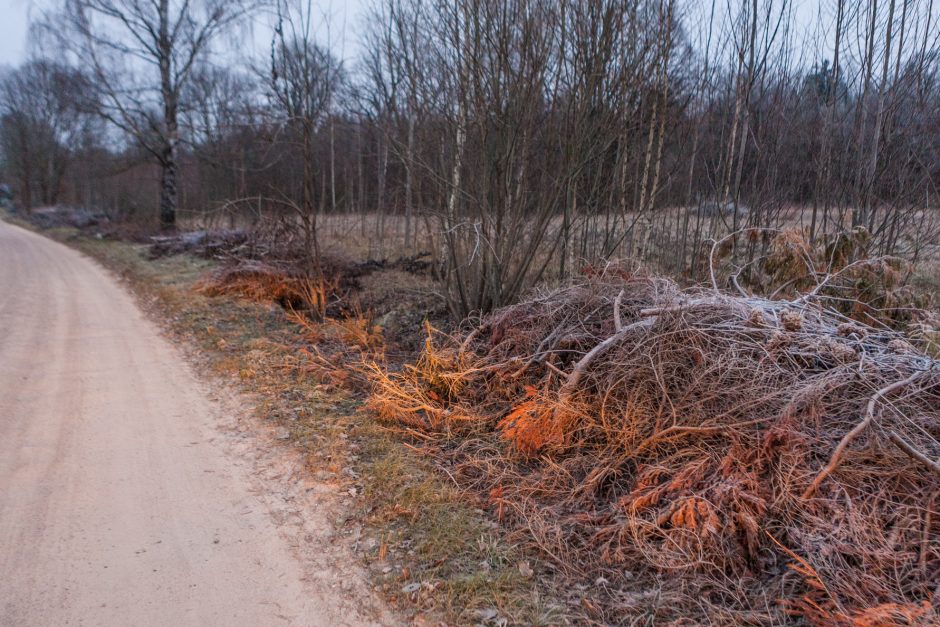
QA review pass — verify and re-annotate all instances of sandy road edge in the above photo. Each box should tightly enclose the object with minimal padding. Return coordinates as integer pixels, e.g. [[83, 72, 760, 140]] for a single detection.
[[5, 218, 400, 626]]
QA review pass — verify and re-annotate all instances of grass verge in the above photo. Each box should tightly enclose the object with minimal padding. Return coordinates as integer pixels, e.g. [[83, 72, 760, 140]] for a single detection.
[[16, 221, 565, 626]]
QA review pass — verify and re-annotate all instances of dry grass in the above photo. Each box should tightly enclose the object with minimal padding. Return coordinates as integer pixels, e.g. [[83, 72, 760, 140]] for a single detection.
[[18, 208, 940, 624], [24, 221, 561, 626], [195, 260, 338, 317], [368, 266, 940, 624]]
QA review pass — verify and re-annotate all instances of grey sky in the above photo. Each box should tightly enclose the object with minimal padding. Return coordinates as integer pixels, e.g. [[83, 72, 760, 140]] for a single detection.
[[0, 1, 918, 76], [0, 0, 369, 68], [0, 0, 32, 67]]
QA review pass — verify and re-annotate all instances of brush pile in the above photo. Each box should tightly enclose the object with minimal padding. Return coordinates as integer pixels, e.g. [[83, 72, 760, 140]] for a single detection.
[[147, 229, 248, 259], [147, 217, 310, 261], [367, 267, 940, 624]]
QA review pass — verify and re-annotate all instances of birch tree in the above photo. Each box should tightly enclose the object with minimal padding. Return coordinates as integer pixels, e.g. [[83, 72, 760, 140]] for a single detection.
[[54, 0, 253, 229]]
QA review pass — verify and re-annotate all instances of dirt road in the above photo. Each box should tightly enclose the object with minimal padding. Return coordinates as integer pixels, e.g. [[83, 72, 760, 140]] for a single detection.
[[0, 220, 390, 626]]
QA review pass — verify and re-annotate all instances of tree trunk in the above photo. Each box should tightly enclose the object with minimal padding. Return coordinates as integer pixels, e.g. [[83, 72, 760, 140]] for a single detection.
[[864, 0, 896, 235], [156, 0, 177, 230], [329, 117, 336, 213], [853, 0, 879, 228], [404, 111, 416, 251], [159, 148, 178, 230]]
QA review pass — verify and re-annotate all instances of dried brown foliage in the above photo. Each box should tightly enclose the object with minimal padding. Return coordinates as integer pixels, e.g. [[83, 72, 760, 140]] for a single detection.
[[196, 260, 337, 314], [367, 268, 940, 624], [742, 227, 933, 329]]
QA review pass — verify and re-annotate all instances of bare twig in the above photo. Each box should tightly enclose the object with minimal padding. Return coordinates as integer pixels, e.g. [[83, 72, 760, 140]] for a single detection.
[[613, 289, 625, 333], [558, 318, 655, 403], [803, 371, 926, 499], [889, 430, 940, 477]]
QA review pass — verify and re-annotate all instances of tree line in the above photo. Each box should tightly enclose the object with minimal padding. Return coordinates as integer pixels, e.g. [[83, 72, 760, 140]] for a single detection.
[[2, 0, 939, 316]]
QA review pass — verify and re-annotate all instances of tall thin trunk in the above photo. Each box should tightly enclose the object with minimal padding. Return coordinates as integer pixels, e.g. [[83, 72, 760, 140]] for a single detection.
[[302, 118, 321, 280], [637, 91, 659, 214], [645, 0, 674, 218], [864, 0, 897, 236], [731, 0, 758, 245], [405, 111, 416, 251], [159, 151, 178, 229], [329, 117, 336, 214], [157, 0, 178, 230], [375, 131, 389, 255], [357, 121, 366, 237], [817, 0, 845, 241], [853, 0, 879, 227], [442, 0, 469, 316]]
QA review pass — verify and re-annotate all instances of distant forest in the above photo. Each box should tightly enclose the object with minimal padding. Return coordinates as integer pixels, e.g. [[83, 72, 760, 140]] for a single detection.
[[2, 0, 939, 314]]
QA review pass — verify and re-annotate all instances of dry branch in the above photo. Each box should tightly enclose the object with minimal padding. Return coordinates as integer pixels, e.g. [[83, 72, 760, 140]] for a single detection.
[[890, 430, 940, 477], [557, 317, 655, 403], [802, 371, 927, 500]]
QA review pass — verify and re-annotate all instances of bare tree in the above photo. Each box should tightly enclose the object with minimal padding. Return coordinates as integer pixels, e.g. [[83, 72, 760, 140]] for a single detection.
[[269, 0, 344, 318], [0, 60, 91, 209], [49, 0, 254, 229]]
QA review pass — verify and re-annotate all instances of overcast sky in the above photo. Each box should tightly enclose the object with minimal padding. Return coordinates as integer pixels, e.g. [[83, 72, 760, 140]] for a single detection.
[[0, 0, 369, 69], [0, 0, 32, 67], [0, 0, 894, 75]]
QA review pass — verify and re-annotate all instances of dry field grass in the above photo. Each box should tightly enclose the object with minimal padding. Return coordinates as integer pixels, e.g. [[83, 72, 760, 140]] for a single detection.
[[16, 206, 940, 625]]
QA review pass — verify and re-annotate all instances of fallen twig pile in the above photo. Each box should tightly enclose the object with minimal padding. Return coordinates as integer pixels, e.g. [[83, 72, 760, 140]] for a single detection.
[[147, 229, 248, 259], [367, 269, 940, 624]]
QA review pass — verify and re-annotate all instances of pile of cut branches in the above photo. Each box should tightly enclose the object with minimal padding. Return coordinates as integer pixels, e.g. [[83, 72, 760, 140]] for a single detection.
[[367, 267, 940, 624], [147, 229, 248, 259]]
